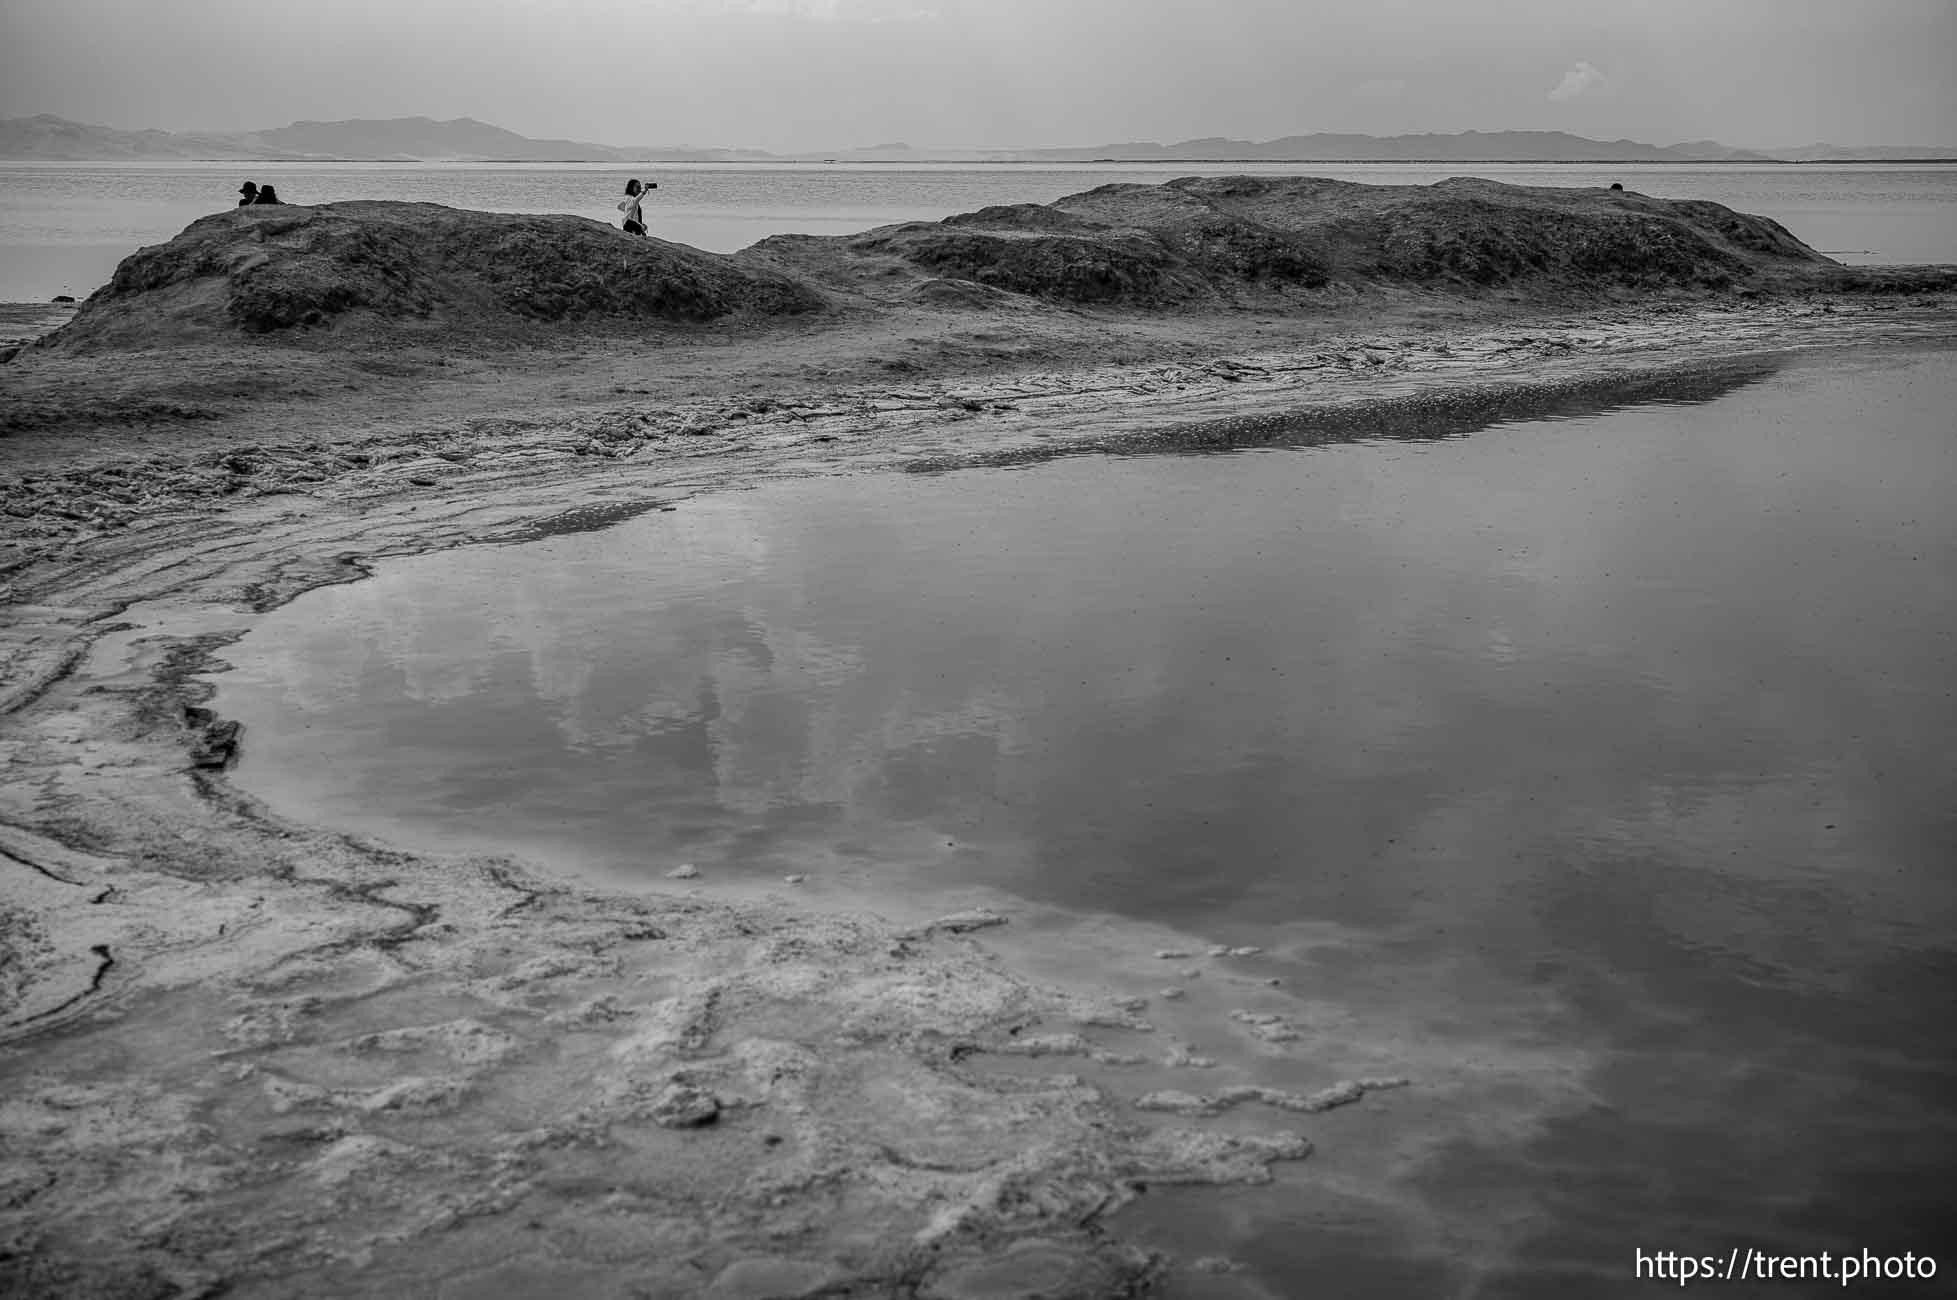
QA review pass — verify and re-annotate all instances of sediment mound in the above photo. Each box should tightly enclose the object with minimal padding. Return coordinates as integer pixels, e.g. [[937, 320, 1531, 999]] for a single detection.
[[20, 181, 1920, 366], [759, 175, 1837, 307], [40, 202, 826, 353]]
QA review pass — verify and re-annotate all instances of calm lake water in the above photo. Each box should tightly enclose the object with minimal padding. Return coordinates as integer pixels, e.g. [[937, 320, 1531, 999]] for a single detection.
[[216, 345, 1957, 1295], [3, 160, 1955, 302]]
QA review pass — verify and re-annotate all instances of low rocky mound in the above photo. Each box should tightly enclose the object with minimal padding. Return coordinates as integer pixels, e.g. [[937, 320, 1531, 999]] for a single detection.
[[762, 175, 1837, 307], [22, 181, 1909, 363], [40, 202, 825, 353]]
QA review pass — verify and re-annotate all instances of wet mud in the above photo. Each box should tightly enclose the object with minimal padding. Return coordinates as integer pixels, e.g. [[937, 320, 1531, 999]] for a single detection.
[[2, 297, 1953, 1297]]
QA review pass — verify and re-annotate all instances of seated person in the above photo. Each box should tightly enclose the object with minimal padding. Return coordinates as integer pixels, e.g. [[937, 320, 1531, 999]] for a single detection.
[[617, 178, 655, 234]]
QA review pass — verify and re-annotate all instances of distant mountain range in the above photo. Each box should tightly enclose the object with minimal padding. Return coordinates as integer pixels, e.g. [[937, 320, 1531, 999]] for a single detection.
[[0, 115, 774, 163], [1769, 143, 1957, 162], [1020, 131, 1773, 163], [2, 114, 1950, 164]]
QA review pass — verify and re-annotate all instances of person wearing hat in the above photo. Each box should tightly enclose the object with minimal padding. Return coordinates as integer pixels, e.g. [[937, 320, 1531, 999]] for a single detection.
[[237, 181, 259, 207]]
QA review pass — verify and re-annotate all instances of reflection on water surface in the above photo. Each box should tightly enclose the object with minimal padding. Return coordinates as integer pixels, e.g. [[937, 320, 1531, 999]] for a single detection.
[[219, 347, 1957, 1296]]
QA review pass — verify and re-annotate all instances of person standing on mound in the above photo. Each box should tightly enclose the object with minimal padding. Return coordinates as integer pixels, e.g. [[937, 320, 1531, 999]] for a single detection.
[[617, 178, 657, 235]]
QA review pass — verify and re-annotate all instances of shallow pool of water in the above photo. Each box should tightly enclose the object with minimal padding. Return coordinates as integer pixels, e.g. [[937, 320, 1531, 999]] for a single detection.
[[217, 345, 1957, 1295]]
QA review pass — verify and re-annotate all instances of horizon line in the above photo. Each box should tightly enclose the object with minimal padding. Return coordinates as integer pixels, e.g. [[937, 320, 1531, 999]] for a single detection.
[[8, 113, 1952, 158]]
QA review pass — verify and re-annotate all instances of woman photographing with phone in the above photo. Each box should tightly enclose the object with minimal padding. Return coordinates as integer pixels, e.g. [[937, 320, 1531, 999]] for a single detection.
[[617, 178, 657, 235]]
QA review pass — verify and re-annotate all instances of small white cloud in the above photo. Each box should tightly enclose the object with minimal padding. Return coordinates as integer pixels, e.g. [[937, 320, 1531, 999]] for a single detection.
[[1548, 61, 1604, 102]]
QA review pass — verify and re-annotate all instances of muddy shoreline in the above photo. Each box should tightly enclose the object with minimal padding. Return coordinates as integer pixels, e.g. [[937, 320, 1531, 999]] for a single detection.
[[3, 294, 1954, 1297]]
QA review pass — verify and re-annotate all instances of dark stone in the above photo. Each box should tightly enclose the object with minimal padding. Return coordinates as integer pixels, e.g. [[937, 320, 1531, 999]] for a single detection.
[[649, 1083, 720, 1129], [182, 708, 241, 770]]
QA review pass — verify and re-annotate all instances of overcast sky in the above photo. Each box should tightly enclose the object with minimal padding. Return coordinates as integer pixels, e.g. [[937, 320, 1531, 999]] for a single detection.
[[3, 0, 1952, 151]]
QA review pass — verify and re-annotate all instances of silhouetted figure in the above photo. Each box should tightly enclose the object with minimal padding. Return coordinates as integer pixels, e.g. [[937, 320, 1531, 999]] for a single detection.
[[617, 178, 656, 235], [251, 184, 283, 205], [237, 181, 259, 206]]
